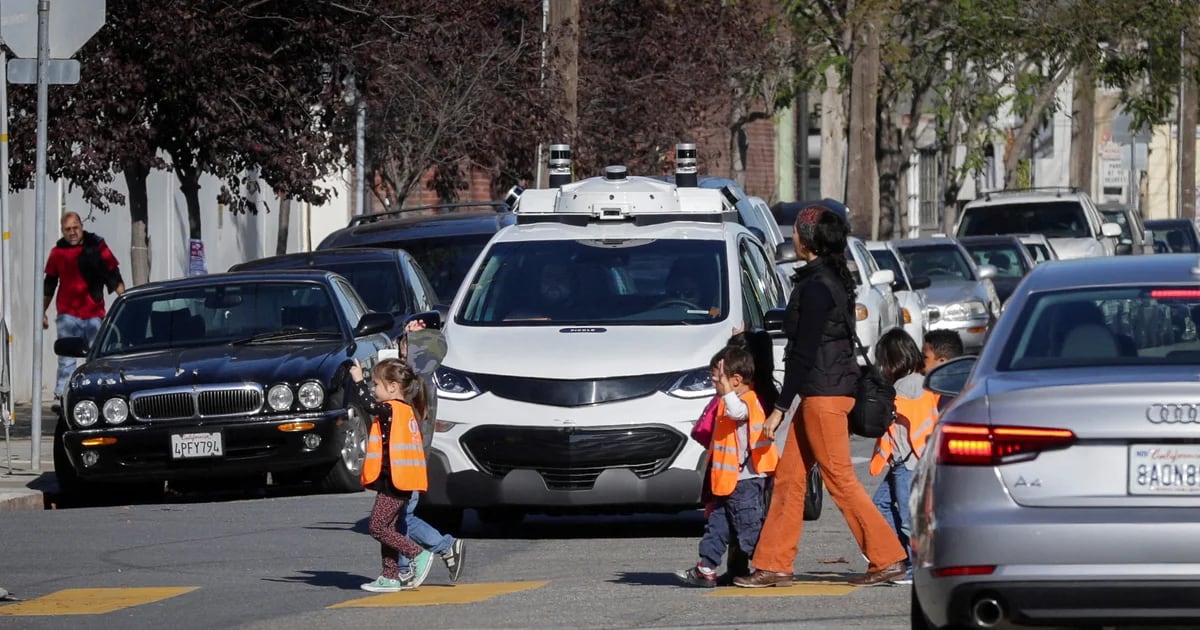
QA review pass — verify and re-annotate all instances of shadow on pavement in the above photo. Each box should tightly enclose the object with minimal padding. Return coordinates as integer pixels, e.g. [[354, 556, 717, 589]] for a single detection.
[[608, 571, 683, 587], [304, 518, 370, 534], [262, 570, 370, 590]]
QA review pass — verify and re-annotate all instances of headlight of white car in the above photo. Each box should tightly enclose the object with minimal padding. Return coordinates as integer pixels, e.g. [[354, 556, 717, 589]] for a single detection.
[[942, 299, 988, 321], [434, 367, 483, 400], [666, 367, 716, 399], [267, 384, 294, 411], [102, 398, 129, 425], [297, 381, 324, 409], [73, 400, 99, 427]]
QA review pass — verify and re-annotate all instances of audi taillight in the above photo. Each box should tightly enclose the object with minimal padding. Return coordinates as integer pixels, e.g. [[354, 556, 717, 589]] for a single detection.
[[937, 423, 1075, 466]]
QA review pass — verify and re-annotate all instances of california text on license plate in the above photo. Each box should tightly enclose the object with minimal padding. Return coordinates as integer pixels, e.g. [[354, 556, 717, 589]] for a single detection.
[[1128, 444, 1200, 495], [171, 432, 223, 459]]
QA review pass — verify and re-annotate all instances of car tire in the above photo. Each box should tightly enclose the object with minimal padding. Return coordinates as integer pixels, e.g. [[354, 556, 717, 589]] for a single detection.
[[52, 414, 84, 499], [911, 588, 968, 630], [319, 403, 369, 493]]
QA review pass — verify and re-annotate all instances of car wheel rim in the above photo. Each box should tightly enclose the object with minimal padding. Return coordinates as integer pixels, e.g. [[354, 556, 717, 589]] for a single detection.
[[342, 406, 367, 475]]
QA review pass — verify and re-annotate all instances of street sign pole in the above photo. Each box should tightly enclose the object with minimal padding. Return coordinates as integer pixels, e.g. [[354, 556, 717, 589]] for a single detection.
[[0, 44, 12, 474], [29, 0, 49, 470]]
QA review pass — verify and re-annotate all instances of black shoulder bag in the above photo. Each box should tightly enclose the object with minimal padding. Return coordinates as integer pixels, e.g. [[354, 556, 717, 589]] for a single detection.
[[844, 308, 896, 439]]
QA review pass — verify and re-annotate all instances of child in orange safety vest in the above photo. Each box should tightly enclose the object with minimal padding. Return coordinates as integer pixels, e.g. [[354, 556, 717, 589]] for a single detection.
[[350, 357, 430, 593], [676, 346, 779, 588], [869, 329, 939, 585]]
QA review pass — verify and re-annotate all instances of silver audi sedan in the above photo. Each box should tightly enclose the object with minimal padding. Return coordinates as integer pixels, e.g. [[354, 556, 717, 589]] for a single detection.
[[912, 253, 1200, 629]]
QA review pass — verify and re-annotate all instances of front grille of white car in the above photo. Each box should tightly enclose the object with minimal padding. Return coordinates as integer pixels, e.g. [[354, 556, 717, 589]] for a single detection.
[[461, 425, 685, 490]]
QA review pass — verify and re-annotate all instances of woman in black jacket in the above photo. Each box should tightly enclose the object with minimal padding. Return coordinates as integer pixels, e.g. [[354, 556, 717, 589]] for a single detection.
[[734, 205, 908, 588]]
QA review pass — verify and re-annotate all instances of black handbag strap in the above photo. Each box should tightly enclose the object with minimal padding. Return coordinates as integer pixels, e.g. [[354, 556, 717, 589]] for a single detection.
[[841, 302, 874, 369]]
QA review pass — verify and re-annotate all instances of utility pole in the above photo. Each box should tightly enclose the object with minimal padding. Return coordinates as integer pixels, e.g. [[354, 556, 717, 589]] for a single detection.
[[30, 0, 50, 471], [1180, 28, 1196, 221]]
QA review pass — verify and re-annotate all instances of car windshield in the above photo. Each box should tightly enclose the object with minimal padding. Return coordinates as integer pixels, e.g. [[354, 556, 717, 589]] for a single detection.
[[1000, 286, 1200, 370], [373, 234, 492, 302], [896, 245, 975, 282], [457, 238, 728, 326], [309, 261, 405, 315], [94, 281, 341, 356], [958, 201, 1091, 238], [964, 243, 1027, 278], [1148, 223, 1199, 253]]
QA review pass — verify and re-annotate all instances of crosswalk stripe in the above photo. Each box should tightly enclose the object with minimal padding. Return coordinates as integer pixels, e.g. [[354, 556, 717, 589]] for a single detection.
[[331, 581, 548, 608], [0, 587, 198, 616], [705, 581, 859, 597]]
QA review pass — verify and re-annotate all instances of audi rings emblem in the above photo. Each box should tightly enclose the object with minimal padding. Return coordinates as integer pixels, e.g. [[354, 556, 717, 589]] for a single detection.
[[1147, 403, 1200, 424]]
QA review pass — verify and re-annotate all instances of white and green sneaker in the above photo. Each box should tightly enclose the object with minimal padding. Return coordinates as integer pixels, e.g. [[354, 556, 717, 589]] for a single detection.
[[360, 575, 414, 592], [407, 550, 434, 588]]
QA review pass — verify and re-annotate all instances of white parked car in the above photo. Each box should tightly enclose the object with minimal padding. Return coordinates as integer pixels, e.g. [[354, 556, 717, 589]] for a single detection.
[[423, 165, 788, 529], [847, 236, 903, 357], [955, 187, 1122, 259], [866, 240, 930, 345]]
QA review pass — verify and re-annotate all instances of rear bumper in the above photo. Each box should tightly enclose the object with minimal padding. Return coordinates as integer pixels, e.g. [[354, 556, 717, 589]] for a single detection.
[[941, 579, 1200, 627]]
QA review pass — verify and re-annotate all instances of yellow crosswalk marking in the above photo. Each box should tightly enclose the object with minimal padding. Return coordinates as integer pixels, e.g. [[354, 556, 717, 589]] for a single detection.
[[705, 581, 859, 597], [0, 587, 198, 615], [331, 581, 547, 608]]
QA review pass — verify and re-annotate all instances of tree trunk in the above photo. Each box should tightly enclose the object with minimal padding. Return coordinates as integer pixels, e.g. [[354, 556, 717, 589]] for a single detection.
[[175, 163, 203, 240], [845, 15, 882, 239], [876, 103, 902, 241], [1069, 63, 1096, 194], [1004, 66, 1072, 187], [820, 66, 846, 201], [1181, 47, 1197, 220], [123, 162, 151, 286], [276, 197, 292, 255], [731, 100, 749, 188]]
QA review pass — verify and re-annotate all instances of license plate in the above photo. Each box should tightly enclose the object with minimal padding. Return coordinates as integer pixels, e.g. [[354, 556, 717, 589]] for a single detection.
[[171, 432, 223, 459], [1128, 444, 1200, 495]]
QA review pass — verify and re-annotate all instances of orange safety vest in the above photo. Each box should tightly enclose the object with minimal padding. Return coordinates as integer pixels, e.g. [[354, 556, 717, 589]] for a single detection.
[[361, 400, 428, 492], [870, 389, 939, 476], [710, 390, 779, 496]]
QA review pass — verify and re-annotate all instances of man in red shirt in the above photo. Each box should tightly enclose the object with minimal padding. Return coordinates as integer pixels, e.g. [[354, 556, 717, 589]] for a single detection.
[[42, 212, 125, 408]]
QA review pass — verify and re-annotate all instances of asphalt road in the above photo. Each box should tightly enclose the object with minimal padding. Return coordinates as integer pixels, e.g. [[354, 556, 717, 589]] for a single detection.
[[0, 438, 911, 630]]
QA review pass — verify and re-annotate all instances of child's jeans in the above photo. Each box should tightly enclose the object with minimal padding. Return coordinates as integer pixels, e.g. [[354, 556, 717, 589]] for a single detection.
[[699, 476, 767, 571], [872, 464, 913, 564], [399, 492, 455, 571]]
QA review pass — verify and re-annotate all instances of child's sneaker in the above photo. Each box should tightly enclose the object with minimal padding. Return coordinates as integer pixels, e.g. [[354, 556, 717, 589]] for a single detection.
[[441, 538, 466, 583], [674, 564, 717, 588], [407, 550, 434, 587], [891, 568, 913, 585], [360, 575, 414, 592]]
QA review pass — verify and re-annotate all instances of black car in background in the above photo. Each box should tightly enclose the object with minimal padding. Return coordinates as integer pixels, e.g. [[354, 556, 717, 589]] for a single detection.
[[53, 271, 394, 497], [230, 248, 438, 339], [958, 234, 1038, 304], [1145, 218, 1200, 254], [317, 202, 513, 303]]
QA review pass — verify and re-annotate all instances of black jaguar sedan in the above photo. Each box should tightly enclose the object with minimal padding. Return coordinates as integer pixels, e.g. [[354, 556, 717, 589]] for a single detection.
[[53, 270, 394, 496]]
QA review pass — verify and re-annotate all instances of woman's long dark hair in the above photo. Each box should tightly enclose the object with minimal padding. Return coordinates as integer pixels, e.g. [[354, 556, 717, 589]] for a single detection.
[[797, 208, 855, 314]]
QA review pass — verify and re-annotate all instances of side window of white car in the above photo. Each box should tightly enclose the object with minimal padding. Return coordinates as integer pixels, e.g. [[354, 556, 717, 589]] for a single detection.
[[739, 239, 784, 309]]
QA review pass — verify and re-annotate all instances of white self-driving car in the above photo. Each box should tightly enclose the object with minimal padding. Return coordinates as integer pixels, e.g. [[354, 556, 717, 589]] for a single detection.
[[422, 164, 787, 528]]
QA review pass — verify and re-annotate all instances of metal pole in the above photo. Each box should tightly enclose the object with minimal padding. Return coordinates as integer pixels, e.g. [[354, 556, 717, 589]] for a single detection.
[[0, 46, 11, 474], [30, 0, 51, 471], [354, 98, 365, 215]]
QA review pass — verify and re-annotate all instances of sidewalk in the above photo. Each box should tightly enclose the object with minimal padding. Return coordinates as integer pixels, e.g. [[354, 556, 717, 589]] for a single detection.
[[0, 402, 58, 511]]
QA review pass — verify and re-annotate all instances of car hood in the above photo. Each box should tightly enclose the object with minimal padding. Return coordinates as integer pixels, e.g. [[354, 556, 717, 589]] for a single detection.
[[923, 280, 981, 307], [75, 341, 350, 392], [1048, 237, 1103, 259], [443, 324, 729, 378]]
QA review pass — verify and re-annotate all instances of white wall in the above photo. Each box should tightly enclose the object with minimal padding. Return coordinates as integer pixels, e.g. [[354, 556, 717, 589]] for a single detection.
[[2, 161, 353, 403]]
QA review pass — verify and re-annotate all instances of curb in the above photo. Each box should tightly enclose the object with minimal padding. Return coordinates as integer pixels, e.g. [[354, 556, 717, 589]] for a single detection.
[[0, 489, 44, 511]]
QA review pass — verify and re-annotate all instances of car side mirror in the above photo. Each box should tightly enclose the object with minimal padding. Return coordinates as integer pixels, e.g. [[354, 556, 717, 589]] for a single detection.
[[909, 275, 932, 290], [869, 269, 895, 287], [402, 309, 443, 331], [924, 355, 978, 397], [354, 312, 394, 337], [54, 337, 89, 358], [764, 307, 786, 335], [1101, 222, 1122, 238], [775, 241, 798, 264], [976, 264, 997, 280]]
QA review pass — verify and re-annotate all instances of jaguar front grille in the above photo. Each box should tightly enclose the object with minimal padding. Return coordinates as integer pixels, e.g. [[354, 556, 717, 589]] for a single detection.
[[131, 384, 264, 422]]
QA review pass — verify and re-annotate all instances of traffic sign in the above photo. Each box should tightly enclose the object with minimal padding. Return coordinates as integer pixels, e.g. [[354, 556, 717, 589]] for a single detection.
[[7, 57, 79, 84], [0, 0, 106, 59]]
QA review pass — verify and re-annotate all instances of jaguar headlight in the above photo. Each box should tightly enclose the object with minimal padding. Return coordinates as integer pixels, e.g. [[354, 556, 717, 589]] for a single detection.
[[267, 384, 294, 411], [434, 367, 482, 400], [297, 381, 324, 410], [102, 398, 129, 425], [942, 299, 988, 321], [666, 367, 716, 399], [73, 400, 99, 427]]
